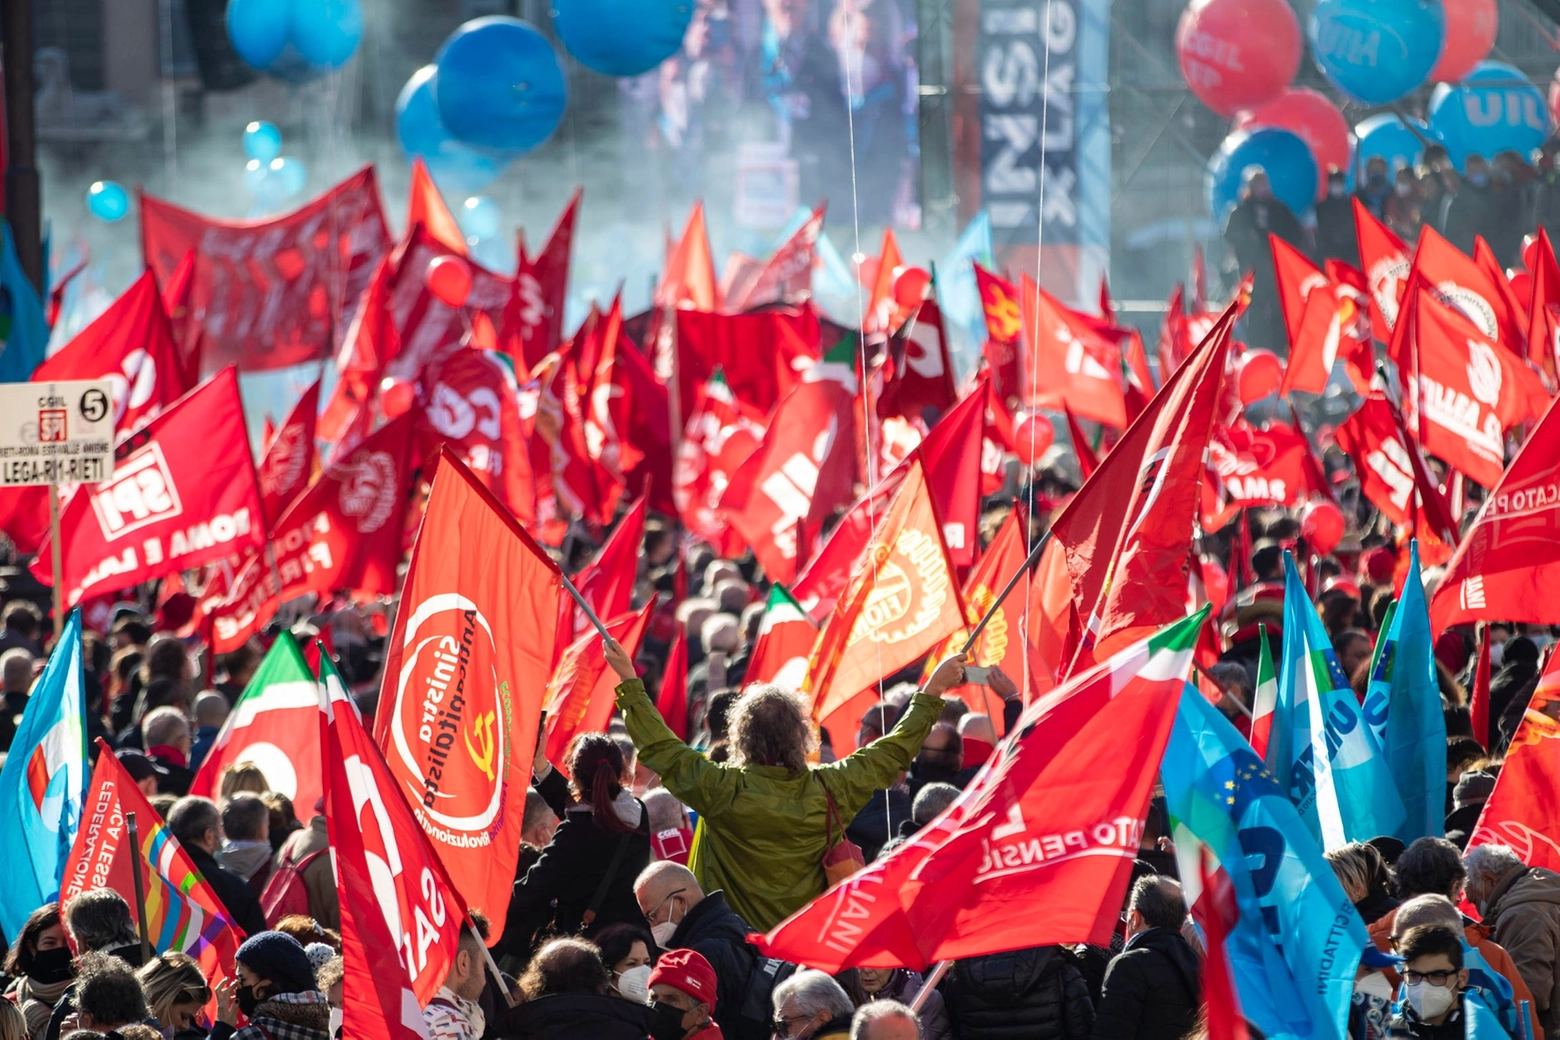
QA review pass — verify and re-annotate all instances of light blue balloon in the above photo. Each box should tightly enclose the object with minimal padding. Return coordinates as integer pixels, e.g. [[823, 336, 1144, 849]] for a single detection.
[[1309, 0, 1445, 105], [553, 0, 693, 78], [243, 159, 271, 196], [270, 157, 307, 199], [289, 0, 363, 70], [1353, 113, 1435, 173], [1207, 128, 1319, 220], [85, 181, 129, 223], [396, 65, 513, 196], [434, 17, 567, 153], [459, 196, 502, 241], [243, 120, 283, 162], [1428, 61, 1551, 171], [226, 0, 290, 71]]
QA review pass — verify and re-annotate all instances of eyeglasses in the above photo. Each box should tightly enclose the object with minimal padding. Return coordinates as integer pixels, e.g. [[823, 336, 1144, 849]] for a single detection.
[[773, 1012, 808, 1034], [1403, 969, 1458, 986], [647, 888, 687, 923]]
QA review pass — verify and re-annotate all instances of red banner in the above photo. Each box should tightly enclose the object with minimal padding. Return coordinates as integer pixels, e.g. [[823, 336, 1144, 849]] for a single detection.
[[258, 379, 320, 525], [141, 168, 392, 373]]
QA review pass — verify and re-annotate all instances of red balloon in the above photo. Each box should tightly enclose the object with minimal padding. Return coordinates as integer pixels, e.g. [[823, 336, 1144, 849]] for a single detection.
[[1013, 413, 1056, 466], [380, 377, 416, 418], [426, 255, 473, 308], [893, 266, 931, 310], [1176, 0, 1301, 117], [1431, 0, 1498, 83], [1510, 270, 1534, 314], [1236, 349, 1284, 404], [1234, 87, 1350, 199], [1199, 554, 1230, 617], [1301, 500, 1346, 556]]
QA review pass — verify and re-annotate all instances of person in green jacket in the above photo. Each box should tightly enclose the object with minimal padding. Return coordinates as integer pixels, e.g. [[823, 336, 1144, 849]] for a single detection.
[[605, 637, 980, 932]]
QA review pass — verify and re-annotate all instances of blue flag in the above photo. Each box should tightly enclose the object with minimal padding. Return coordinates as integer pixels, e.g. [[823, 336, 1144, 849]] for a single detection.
[[1365, 540, 1446, 843], [936, 210, 994, 381], [1163, 686, 1369, 1040], [1267, 552, 1405, 847], [0, 610, 89, 937], [1465, 990, 1516, 1040], [0, 222, 49, 382]]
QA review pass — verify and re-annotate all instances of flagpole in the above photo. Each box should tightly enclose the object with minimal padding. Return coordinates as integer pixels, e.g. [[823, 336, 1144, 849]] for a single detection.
[[560, 571, 613, 644], [911, 961, 951, 1010], [125, 811, 154, 965], [960, 530, 1051, 655], [473, 922, 519, 1008], [48, 481, 62, 640]]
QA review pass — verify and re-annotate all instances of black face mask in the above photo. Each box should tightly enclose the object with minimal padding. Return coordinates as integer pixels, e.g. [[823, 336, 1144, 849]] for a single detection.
[[28, 947, 75, 985], [237, 984, 263, 1017], [649, 1000, 690, 1040]]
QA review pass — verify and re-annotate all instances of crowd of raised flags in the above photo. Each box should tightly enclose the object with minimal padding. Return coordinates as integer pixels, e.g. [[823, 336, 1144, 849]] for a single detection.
[[0, 156, 1556, 1040]]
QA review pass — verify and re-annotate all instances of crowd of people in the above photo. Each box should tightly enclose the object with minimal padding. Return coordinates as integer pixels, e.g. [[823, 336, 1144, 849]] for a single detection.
[[0, 463, 1556, 1040]]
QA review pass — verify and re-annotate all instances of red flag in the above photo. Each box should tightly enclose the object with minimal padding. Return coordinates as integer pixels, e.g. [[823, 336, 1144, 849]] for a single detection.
[[1064, 405, 1097, 481], [196, 415, 414, 652], [1057, 309, 1236, 663], [1467, 652, 1560, 870], [407, 157, 467, 256], [509, 189, 580, 370], [746, 584, 818, 689], [609, 336, 674, 513], [865, 228, 905, 335], [33, 370, 263, 607], [1193, 846, 1248, 1040], [1355, 197, 1412, 338], [878, 296, 957, 429], [543, 602, 654, 763], [1205, 420, 1317, 512], [1404, 289, 1548, 488], [1025, 535, 1075, 698], [727, 204, 824, 312], [1335, 392, 1458, 539], [46, 257, 88, 330], [673, 369, 767, 554], [806, 460, 964, 752], [141, 168, 392, 372], [1470, 627, 1491, 749], [1019, 276, 1127, 428], [1272, 236, 1373, 396], [417, 346, 537, 525], [673, 307, 820, 420], [719, 339, 859, 585], [35, 270, 189, 431], [526, 352, 603, 538], [755, 617, 1196, 971], [790, 471, 904, 623], [373, 450, 562, 941], [258, 379, 320, 525], [160, 250, 204, 389], [64, 739, 240, 989], [656, 202, 721, 312], [1430, 394, 1560, 631], [1474, 235, 1530, 343], [1271, 234, 1330, 350], [655, 622, 690, 742], [581, 301, 641, 517], [1157, 285, 1189, 377], [1527, 229, 1560, 386], [1412, 224, 1526, 357], [321, 657, 464, 1021], [974, 264, 1024, 407], [1323, 260, 1378, 393], [317, 256, 397, 445], [562, 494, 646, 649]]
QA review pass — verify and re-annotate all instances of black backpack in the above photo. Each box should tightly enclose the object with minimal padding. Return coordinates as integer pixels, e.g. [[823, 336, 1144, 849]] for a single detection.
[[732, 947, 798, 1040]]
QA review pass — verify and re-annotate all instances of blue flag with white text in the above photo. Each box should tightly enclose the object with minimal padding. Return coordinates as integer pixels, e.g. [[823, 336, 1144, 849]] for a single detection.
[[1267, 553, 1404, 848], [0, 222, 49, 382], [1162, 686, 1368, 1040], [0, 610, 88, 937]]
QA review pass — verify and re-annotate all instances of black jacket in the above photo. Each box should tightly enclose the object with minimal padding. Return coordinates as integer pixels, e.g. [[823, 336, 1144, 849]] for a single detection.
[[847, 786, 911, 862], [186, 845, 268, 939], [943, 946, 1095, 1040], [502, 768, 651, 953], [666, 890, 779, 1040], [491, 991, 653, 1040], [1090, 927, 1201, 1040]]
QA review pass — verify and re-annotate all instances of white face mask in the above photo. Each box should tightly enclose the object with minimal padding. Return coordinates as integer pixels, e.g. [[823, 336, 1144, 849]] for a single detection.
[[328, 1008, 343, 1037], [651, 920, 678, 948], [1406, 980, 1457, 1020], [1356, 971, 1394, 1002], [616, 964, 652, 1003]]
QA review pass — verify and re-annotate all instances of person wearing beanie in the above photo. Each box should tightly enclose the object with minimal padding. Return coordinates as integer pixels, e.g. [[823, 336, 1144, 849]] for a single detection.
[[213, 932, 331, 1040], [648, 948, 724, 1039]]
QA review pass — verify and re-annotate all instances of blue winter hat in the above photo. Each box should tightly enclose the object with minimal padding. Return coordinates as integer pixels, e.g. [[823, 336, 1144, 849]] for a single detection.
[[235, 931, 317, 994]]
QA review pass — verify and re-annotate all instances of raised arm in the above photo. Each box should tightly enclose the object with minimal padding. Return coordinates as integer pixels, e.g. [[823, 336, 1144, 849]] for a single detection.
[[607, 637, 740, 819]]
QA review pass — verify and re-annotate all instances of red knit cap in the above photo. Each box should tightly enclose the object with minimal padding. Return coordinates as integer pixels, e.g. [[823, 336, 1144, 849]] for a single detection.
[[649, 948, 718, 1006]]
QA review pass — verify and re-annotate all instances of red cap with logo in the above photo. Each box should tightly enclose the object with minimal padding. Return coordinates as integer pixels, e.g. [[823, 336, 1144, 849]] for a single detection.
[[649, 948, 718, 1006]]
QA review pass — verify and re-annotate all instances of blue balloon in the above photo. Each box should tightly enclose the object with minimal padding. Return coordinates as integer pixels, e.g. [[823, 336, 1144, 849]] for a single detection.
[[85, 181, 129, 223], [459, 196, 502, 242], [1309, 0, 1444, 105], [1353, 113, 1435, 174], [434, 18, 567, 153], [396, 65, 514, 196], [243, 159, 270, 196], [243, 120, 283, 162], [289, 0, 363, 70], [1207, 129, 1320, 220], [270, 157, 308, 199], [554, 0, 693, 78], [1428, 61, 1552, 171], [227, 0, 290, 70]]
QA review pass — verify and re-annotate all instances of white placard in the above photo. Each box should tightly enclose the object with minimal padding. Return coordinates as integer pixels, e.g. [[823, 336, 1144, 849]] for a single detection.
[[0, 379, 115, 486]]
